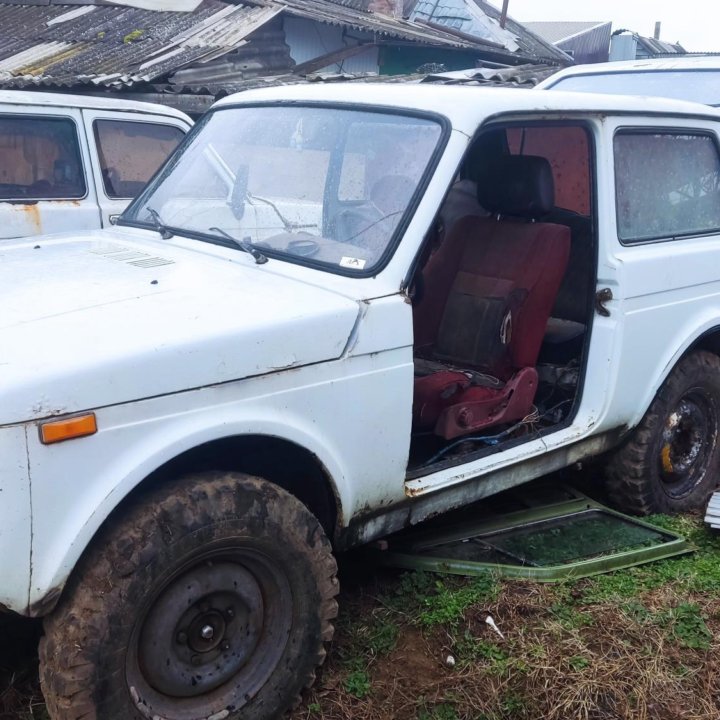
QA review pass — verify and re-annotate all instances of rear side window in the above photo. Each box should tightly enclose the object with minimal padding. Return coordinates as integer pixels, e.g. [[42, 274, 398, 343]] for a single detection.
[[506, 125, 592, 215], [94, 120, 184, 199], [0, 115, 85, 200], [615, 131, 720, 243]]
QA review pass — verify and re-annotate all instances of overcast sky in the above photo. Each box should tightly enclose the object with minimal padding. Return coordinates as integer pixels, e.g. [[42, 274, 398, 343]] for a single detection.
[[495, 0, 720, 52]]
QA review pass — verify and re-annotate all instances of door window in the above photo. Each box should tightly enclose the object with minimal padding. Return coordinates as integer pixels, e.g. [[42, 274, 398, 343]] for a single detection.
[[94, 120, 184, 199], [614, 131, 720, 243], [0, 115, 85, 200]]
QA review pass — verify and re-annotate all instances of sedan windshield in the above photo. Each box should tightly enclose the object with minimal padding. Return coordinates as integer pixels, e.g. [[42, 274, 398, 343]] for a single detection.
[[122, 105, 443, 273], [549, 70, 720, 107]]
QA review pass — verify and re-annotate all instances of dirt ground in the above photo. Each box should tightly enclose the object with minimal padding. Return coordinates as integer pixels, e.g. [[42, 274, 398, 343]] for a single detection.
[[2, 510, 720, 720], [296, 553, 720, 720]]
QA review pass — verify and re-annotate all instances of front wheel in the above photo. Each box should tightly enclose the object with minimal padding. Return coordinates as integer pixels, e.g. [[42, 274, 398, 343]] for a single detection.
[[40, 472, 338, 720], [606, 351, 720, 514]]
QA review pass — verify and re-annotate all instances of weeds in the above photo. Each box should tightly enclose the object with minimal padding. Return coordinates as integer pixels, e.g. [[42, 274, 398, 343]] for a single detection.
[[344, 668, 372, 699], [567, 655, 591, 671], [418, 575, 497, 627], [664, 603, 712, 650], [295, 514, 720, 720], [5, 515, 720, 720], [416, 702, 458, 720]]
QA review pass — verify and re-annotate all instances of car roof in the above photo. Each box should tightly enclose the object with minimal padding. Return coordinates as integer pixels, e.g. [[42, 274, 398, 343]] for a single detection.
[[539, 56, 720, 86], [213, 82, 720, 135], [0, 89, 192, 123]]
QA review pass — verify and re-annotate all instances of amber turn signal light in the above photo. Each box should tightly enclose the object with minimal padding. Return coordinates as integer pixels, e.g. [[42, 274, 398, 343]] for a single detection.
[[40, 413, 97, 445]]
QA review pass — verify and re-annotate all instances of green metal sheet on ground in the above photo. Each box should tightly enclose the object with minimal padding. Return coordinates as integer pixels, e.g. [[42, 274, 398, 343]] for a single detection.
[[376, 491, 693, 582]]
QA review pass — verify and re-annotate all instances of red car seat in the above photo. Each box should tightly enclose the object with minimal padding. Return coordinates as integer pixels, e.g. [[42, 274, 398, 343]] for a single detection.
[[413, 155, 571, 440]]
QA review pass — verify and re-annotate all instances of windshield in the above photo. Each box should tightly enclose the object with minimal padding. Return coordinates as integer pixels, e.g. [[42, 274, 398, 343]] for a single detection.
[[548, 70, 720, 106], [122, 105, 443, 273]]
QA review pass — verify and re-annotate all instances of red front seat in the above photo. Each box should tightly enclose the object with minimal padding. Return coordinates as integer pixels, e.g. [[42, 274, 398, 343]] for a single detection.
[[413, 155, 571, 440]]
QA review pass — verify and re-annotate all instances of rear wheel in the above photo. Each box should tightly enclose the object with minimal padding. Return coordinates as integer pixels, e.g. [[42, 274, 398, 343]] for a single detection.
[[40, 472, 338, 720], [606, 351, 720, 514]]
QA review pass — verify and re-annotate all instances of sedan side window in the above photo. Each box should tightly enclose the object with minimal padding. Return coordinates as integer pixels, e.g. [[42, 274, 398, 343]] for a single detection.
[[0, 115, 85, 200]]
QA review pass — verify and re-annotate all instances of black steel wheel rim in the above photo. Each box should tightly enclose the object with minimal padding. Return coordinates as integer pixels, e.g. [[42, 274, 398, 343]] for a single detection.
[[126, 542, 293, 718], [657, 390, 717, 499]]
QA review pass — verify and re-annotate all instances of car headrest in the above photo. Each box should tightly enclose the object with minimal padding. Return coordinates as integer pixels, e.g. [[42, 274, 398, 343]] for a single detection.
[[477, 155, 554, 218]]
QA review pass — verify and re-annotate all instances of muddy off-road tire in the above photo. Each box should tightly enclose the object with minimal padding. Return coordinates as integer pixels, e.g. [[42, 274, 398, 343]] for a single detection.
[[39, 472, 338, 720], [606, 351, 720, 514]]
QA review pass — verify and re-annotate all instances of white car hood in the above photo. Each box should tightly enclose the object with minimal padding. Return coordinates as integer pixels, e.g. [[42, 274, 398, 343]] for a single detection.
[[0, 232, 360, 425]]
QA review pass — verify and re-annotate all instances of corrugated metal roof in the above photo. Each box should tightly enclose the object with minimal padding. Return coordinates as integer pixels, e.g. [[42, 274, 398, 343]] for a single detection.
[[0, 1, 282, 88], [637, 35, 685, 56], [274, 0, 486, 49], [471, 0, 571, 63], [155, 61, 554, 97], [324, 0, 371, 11], [411, 0, 521, 51], [168, 14, 294, 85], [0, 0, 569, 91], [420, 62, 559, 87], [558, 23, 611, 64], [404, 0, 570, 64], [523, 21, 607, 45], [160, 69, 420, 95]]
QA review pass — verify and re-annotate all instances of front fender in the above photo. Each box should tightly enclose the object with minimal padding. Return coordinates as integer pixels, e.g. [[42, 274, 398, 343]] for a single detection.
[[627, 314, 720, 430], [25, 351, 412, 615]]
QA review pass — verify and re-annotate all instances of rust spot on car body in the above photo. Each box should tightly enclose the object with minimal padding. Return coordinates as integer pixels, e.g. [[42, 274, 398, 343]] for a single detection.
[[12, 203, 43, 234]]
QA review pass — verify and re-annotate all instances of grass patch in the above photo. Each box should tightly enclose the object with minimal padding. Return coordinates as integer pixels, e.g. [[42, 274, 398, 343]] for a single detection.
[[664, 603, 712, 650], [5, 513, 720, 720], [418, 575, 497, 627], [295, 513, 720, 719], [416, 702, 459, 720], [344, 667, 372, 699], [382, 571, 498, 628]]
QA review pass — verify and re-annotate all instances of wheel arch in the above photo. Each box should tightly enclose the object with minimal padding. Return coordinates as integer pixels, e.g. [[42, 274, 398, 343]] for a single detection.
[[137, 434, 341, 539], [628, 321, 720, 432], [606, 348, 720, 515], [686, 325, 720, 359], [30, 431, 343, 618]]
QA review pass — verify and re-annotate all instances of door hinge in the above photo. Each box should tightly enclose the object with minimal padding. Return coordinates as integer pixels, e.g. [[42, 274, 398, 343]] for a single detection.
[[595, 287, 613, 317]]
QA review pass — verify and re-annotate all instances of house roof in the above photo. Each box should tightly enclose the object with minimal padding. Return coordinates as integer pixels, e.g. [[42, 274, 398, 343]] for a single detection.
[[420, 62, 559, 87], [0, 0, 572, 92], [0, 0, 547, 90], [636, 35, 685, 56], [406, 0, 571, 64], [267, 0, 485, 49], [0, 1, 287, 88], [160, 60, 556, 95], [523, 21, 607, 45]]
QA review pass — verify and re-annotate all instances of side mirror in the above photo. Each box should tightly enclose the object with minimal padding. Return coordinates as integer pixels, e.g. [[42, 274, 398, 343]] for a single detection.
[[230, 164, 249, 220]]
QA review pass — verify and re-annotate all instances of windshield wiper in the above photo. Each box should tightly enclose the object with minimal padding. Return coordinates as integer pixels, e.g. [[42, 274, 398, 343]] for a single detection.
[[208, 227, 268, 264], [146, 207, 173, 239]]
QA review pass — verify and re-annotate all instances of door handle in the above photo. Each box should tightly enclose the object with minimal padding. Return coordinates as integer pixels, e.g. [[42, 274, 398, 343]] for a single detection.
[[595, 287, 613, 317]]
